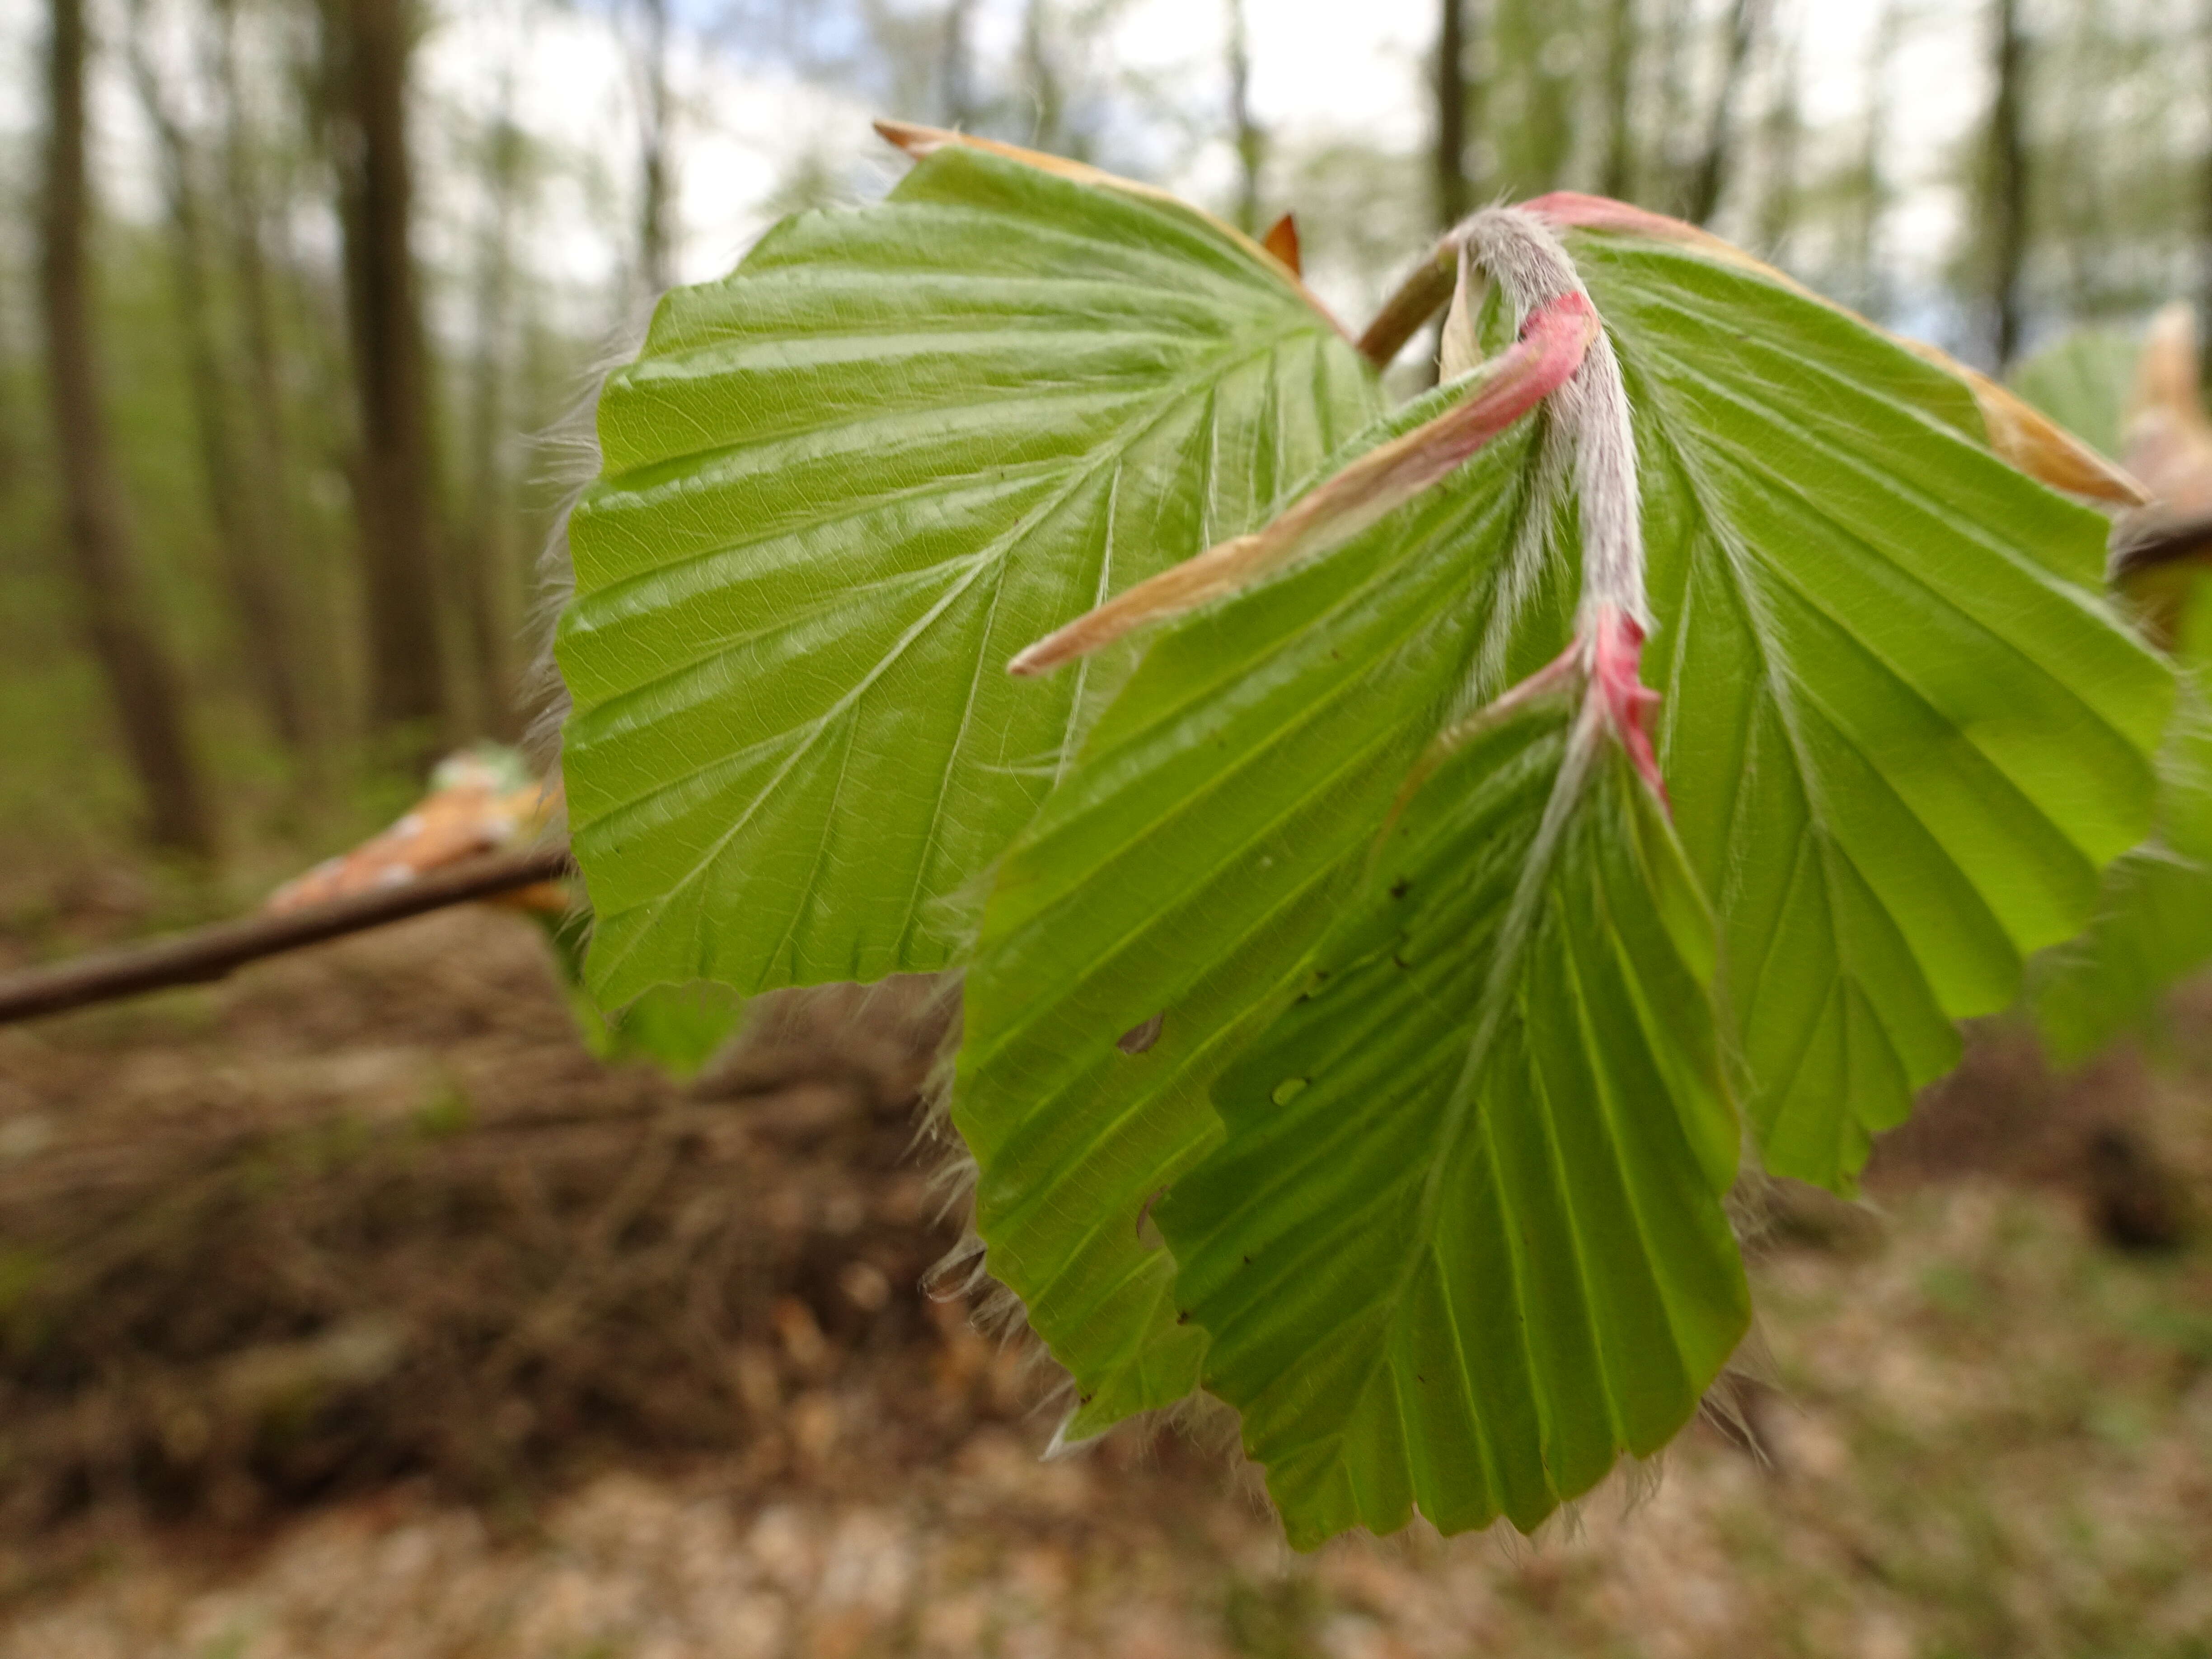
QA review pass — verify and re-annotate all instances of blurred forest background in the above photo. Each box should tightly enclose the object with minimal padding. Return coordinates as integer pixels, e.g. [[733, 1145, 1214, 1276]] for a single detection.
[[0, 0, 2206, 888], [4, 4, 2212, 1655]]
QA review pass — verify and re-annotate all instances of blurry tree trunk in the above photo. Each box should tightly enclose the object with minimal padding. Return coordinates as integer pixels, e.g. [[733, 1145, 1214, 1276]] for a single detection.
[[1022, 0, 1066, 156], [1851, 2, 1902, 322], [464, 92, 525, 740], [127, 14, 312, 757], [632, 0, 674, 298], [1654, 0, 1693, 207], [320, 0, 449, 742], [1684, 0, 1764, 225], [940, 0, 978, 128], [1434, 0, 1467, 230], [1755, 19, 1800, 254], [1987, 0, 2029, 368], [1225, 0, 1261, 234], [214, 0, 326, 760], [1598, 0, 1638, 202], [39, 0, 218, 856]]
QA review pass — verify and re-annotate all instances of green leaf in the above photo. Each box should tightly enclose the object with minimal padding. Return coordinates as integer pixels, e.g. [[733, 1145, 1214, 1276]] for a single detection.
[[1570, 233, 2171, 1191], [536, 913, 749, 1079], [2029, 581, 2212, 1063], [956, 225, 2168, 1462], [954, 381, 1573, 1438], [557, 145, 1381, 1003], [2009, 326, 2140, 463], [1161, 690, 1748, 1547]]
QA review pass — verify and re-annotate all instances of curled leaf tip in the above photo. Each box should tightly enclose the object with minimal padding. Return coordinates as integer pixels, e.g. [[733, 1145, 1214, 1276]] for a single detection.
[[1910, 348, 2151, 507], [1262, 213, 1301, 276], [1010, 291, 1597, 677], [1528, 189, 2148, 507], [1525, 191, 1708, 246], [1588, 606, 1666, 804], [872, 117, 943, 156]]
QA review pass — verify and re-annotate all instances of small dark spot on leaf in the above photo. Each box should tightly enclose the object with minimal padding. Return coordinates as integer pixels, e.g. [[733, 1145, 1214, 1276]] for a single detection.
[[1176, 1310, 1190, 1324], [1241, 1254, 1252, 1266], [1389, 877, 1410, 900], [1391, 951, 1411, 970], [1117, 1012, 1166, 1054], [1078, 1393, 1094, 1405]]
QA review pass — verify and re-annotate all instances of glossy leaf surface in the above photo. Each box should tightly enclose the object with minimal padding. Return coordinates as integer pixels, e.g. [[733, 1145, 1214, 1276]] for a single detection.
[[955, 382, 1572, 1438], [1569, 233, 2170, 1189], [1162, 693, 1747, 1546], [558, 145, 1379, 1002]]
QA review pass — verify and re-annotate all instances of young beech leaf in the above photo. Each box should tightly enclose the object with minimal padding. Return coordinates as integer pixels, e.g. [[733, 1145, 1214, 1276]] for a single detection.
[[1553, 231, 2172, 1192], [1524, 193, 2149, 506], [1161, 632, 1748, 1548], [2029, 580, 2212, 1063], [556, 143, 1380, 1003], [954, 374, 1579, 1439]]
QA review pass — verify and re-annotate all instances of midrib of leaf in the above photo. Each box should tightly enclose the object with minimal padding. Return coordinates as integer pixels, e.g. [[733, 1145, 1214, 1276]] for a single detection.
[[1638, 394, 1955, 1166], [958, 411, 1559, 1432], [1644, 336, 2134, 752], [577, 322, 1318, 984], [1658, 412, 2071, 957], [579, 322, 1310, 705], [1163, 705, 1745, 1542], [960, 449, 1547, 1080], [1615, 316, 2146, 1181]]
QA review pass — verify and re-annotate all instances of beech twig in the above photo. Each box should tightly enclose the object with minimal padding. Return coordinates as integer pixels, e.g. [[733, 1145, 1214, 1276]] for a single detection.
[[0, 843, 575, 1027], [1357, 239, 1457, 369]]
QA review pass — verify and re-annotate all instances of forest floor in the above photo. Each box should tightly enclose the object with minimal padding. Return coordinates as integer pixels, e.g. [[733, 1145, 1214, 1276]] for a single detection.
[[0, 886, 2209, 1659]]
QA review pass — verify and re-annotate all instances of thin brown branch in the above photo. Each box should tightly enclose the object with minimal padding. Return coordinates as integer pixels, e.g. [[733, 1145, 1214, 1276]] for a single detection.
[[1357, 239, 1458, 368], [0, 844, 575, 1027]]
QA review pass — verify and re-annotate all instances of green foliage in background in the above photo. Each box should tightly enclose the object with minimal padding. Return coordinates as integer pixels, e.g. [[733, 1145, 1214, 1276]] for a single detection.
[[2029, 585, 2212, 1064], [2010, 327, 2139, 461]]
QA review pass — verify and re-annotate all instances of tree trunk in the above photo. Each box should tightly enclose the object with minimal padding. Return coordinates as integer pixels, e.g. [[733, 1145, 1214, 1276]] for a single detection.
[[1599, 0, 1638, 202], [1022, 0, 1066, 157], [1684, 0, 1764, 225], [1754, 18, 1801, 254], [321, 0, 448, 741], [214, 0, 327, 764], [39, 0, 218, 856], [1987, 0, 2029, 369], [464, 93, 525, 740], [632, 0, 674, 298], [1225, 0, 1262, 234], [1852, 2, 1902, 322], [127, 14, 312, 756], [940, 0, 978, 128], [1435, 0, 1468, 230], [1654, 0, 1693, 206]]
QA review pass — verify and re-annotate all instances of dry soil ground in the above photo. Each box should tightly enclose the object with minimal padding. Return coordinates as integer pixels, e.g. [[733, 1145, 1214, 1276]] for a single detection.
[[0, 903, 2208, 1658]]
